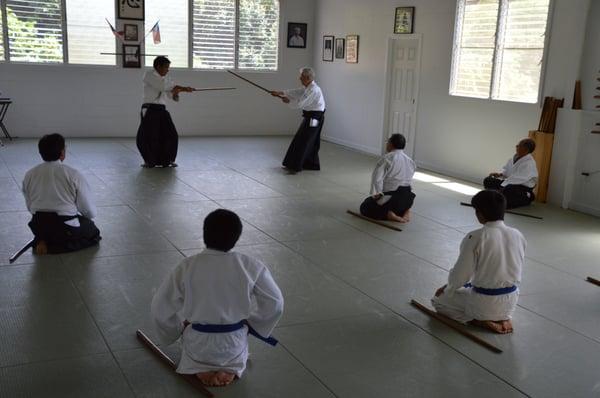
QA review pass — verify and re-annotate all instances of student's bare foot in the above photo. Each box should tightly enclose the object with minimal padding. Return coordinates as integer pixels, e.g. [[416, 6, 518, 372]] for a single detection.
[[213, 371, 235, 386], [387, 211, 408, 223], [471, 319, 513, 334], [168, 162, 178, 168], [401, 209, 411, 222], [196, 371, 217, 386], [34, 240, 48, 255]]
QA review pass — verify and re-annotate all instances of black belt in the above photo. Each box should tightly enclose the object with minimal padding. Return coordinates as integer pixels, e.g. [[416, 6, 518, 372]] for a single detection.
[[302, 110, 325, 118], [140, 103, 166, 120]]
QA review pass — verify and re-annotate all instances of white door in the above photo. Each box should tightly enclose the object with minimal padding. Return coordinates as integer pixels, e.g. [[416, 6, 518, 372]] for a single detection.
[[384, 36, 422, 157]]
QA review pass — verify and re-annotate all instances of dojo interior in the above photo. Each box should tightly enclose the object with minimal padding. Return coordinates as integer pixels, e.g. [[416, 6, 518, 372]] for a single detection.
[[1, 0, 600, 397]]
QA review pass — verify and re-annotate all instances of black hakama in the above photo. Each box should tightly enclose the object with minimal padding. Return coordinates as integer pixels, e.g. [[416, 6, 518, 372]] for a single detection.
[[282, 110, 325, 172], [136, 104, 179, 167], [483, 177, 535, 209], [28, 212, 101, 254], [360, 186, 416, 220]]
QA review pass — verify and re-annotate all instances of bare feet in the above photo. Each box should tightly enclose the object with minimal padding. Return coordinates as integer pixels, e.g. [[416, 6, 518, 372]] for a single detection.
[[470, 319, 513, 334], [34, 240, 48, 255], [401, 209, 411, 222], [169, 162, 178, 168], [196, 371, 216, 386], [195, 371, 236, 387], [386, 211, 408, 223]]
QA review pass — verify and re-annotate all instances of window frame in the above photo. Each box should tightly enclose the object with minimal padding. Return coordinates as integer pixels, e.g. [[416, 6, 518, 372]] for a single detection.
[[449, 0, 554, 105], [0, 0, 281, 72]]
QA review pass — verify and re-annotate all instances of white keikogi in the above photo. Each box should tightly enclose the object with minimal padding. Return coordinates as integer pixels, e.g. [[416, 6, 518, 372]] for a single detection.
[[142, 70, 177, 105], [501, 153, 538, 188], [151, 249, 284, 376], [22, 161, 96, 227], [370, 150, 416, 195], [284, 81, 326, 112], [432, 221, 526, 323]]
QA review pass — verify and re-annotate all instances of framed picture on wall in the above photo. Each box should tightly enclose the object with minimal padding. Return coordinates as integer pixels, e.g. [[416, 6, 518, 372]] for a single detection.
[[346, 35, 359, 63], [118, 0, 145, 21], [287, 22, 308, 48], [394, 7, 415, 34], [323, 36, 334, 62], [335, 38, 345, 59], [124, 24, 139, 41], [122, 44, 141, 68]]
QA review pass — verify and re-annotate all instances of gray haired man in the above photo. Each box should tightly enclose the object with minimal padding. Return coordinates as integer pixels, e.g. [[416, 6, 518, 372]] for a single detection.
[[271, 67, 326, 173]]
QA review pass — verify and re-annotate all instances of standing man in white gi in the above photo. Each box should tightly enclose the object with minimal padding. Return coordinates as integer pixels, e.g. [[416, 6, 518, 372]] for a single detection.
[[271, 67, 326, 173]]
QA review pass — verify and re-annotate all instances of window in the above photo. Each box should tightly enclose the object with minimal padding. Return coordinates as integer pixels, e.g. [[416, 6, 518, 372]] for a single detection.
[[145, 0, 188, 68], [450, 0, 551, 103], [66, 0, 115, 65], [5, 0, 64, 63], [0, 7, 5, 61], [238, 0, 279, 70], [192, 0, 236, 69], [192, 0, 279, 70], [0, 0, 280, 69]]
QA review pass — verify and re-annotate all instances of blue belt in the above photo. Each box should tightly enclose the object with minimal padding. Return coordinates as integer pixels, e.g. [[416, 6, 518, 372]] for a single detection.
[[191, 320, 278, 346], [464, 283, 517, 296]]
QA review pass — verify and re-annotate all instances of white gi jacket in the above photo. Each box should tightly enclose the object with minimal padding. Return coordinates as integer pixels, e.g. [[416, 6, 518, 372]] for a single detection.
[[143, 70, 176, 105], [370, 150, 416, 195], [501, 154, 538, 188], [22, 161, 96, 227], [151, 249, 284, 376], [284, 81, 326, 111], [433, 221, 525, 322]]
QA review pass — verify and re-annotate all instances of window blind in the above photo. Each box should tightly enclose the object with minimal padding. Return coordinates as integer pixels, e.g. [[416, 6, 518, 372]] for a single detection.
[[145, 0, 188, 68], [192, 0, 235, 69], [66, 0, 115, 65], [238, 0, 279, 71], [6, 0, 64, 62]]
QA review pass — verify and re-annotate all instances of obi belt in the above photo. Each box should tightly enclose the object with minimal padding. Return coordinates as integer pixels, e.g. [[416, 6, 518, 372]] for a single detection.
[[192, 320, 278, 346]]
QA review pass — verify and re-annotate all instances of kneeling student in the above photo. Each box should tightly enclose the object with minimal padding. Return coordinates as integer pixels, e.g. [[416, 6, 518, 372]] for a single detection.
[[151, 209, 284, 387], [431, 190, 525, 334], [22, 134, 101, 254], [484, 138, 538, 209], [360, 134, 416, 222]]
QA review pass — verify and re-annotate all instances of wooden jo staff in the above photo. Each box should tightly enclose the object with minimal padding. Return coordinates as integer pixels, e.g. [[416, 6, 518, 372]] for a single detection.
[[226, 70, 284, 97], [411, 300, 503, 353], [192, 87, 236, 92], [136, 330, 214, 397]]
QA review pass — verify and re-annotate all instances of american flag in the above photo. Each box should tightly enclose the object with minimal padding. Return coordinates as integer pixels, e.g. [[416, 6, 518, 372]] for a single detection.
[[105, 19, 124, 42], [151, 21, 161, 44]]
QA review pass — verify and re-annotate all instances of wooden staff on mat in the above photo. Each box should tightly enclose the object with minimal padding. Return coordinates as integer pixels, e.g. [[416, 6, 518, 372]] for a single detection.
[[411, 300, 503, 354], [460, 202, 543, 220], [136, 330, 214, 397], [9, 239, 35, 264], [346, 210, 403, 231], [586, 277, 600, 287]]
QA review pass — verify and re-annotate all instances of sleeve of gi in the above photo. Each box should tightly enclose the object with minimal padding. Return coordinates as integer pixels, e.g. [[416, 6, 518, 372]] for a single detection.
[[150, 264, 187, 345], [247, 265, 284, 338], [446, 232, 479, 295]]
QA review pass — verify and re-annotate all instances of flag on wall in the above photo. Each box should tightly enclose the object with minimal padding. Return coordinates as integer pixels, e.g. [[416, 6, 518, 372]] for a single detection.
[[106, 19, 124, 42], [151, 21, 161, 44]]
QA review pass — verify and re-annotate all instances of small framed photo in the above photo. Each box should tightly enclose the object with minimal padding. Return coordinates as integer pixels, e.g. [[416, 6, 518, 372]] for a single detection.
[[335, 38, 345, 59], [124, 24, 139, 42], [322, 36, 334, 62], [394, 7, 415, 34], [118, 0, 145, 21], [346, 35, 359, 63], [287, 22, 307, 48], [122, 44, 141, 68]]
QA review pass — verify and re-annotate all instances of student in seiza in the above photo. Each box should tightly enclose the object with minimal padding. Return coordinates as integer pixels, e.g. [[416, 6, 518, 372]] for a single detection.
[[22, 133, 101, 255]]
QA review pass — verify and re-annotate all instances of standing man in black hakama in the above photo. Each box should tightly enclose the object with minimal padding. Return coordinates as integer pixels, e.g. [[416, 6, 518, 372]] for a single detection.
[[137, 56, 193, 168], [271, 67, 326, 173]]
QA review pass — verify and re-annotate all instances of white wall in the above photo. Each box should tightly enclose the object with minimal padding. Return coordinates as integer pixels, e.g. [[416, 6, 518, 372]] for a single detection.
[[314, 0, 591, 184], [0, 0, 315, 137]]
